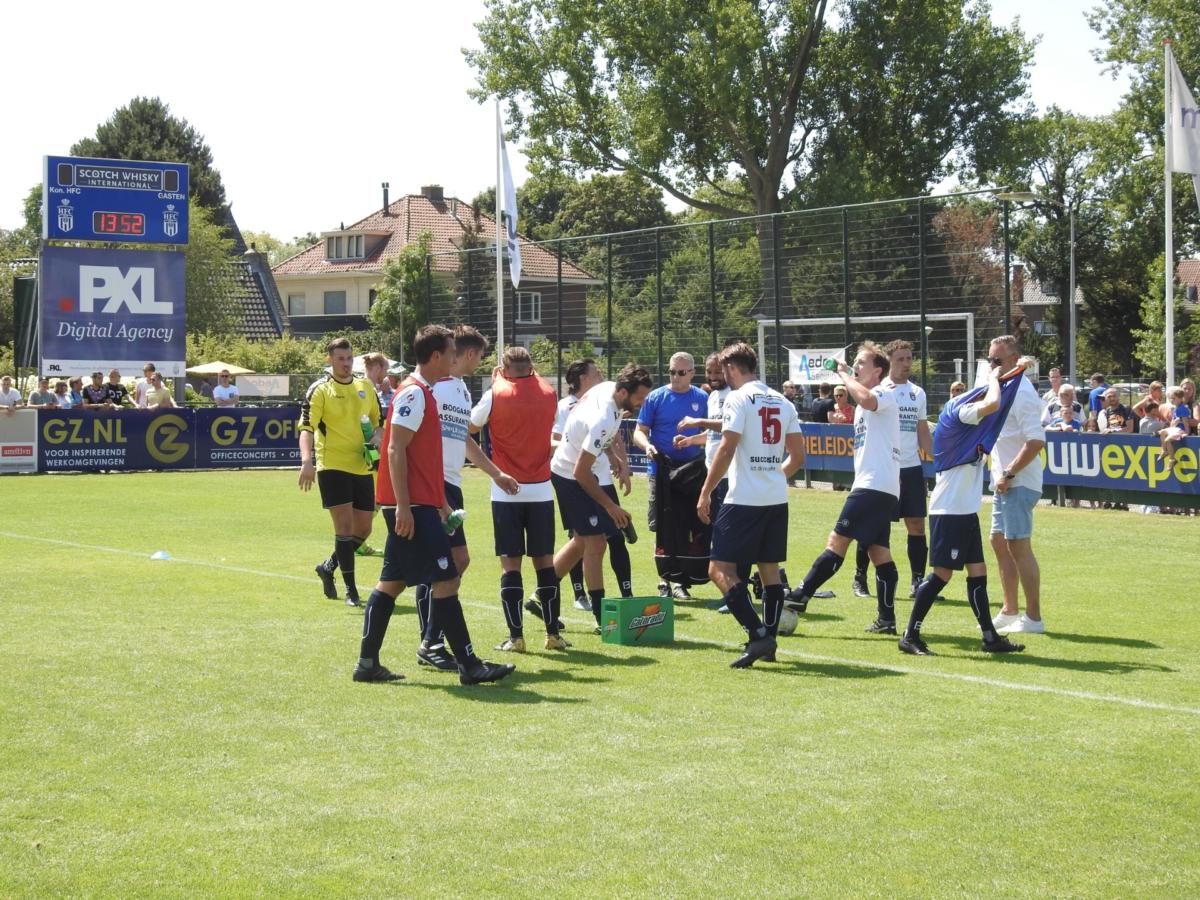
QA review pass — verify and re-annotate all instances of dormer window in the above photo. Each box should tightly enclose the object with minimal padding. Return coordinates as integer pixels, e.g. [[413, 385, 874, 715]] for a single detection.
[[326, 233, 365, 260]]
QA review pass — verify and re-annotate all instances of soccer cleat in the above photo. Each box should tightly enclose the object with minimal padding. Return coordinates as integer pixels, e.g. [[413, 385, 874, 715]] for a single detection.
[[524, 598, 545, 621], [716, 604, 731, 614], [864, 618, 897, 635], [345, 594, 361, 608], [315, 563, 338, 600], [982, 635, 1025, 653], [544, 633, 572, 651], [592, 625, 602, 636], [909, 577, 922, 600], [621, 520, 638, 545], [852, 577, 871, 598], [657, 581, 671, 598], [495, 636, 527, 653], [813, 590, 836, 599], [783, 588, 809, 614], [574, 596, 592, 612], [730, 634, 777, 669], [416, 641, 458, 671], [459, 659, 516, 686], [898, 634, 935, 656], [991, 610, 1020, 630], [355, 542, 383, 558], [999, 614, 1045, 635], [671, 584, 691, 601], [352, 663, 405, 683]]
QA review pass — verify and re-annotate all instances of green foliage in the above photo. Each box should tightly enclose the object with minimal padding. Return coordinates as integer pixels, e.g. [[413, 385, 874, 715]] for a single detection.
[[242, 230, 321, 267], [186, 332, 329, 374], [1133, 254, 1200, 375], [184, 202, 240, 336], [370, 230, 445, 358]]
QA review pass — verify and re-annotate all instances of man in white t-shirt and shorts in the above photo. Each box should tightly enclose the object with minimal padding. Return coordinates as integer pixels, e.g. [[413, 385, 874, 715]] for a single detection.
[[697, 343, 804, 668], [898, 363, 1025, 656], [787, 341, 904, 634]]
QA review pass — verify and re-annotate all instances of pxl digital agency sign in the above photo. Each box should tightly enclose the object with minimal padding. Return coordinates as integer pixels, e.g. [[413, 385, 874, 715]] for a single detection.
[[43, 156, 189, 245]]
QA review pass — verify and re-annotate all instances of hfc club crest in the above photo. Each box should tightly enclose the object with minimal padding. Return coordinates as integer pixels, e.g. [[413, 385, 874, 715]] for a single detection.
[[57, 199, 74, 233], [163, 204, 179, 238]]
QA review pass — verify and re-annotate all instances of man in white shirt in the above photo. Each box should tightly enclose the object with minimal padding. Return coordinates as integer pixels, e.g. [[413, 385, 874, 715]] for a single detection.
[[787, 341, 904, 634], [415, 326, 519, 670], [549, 364, 652, 633], [987, 336, 1047, 635], [1, 375, 25, 411], [898, 365, 1025, 656], [851, 340, 932, 600], [134, 363, 156, 408], [213, 370, 239, 407], [697, 343, 804, 668]]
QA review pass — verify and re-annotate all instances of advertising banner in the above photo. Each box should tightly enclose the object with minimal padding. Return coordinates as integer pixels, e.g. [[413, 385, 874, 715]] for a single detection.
[[39, 245, 186, 378], [194, 407, 302, 468], [788, 347, 845, 385], [38, 408, 194, 472], [43, 156, 189, 245], [0, 409, 39, 474]]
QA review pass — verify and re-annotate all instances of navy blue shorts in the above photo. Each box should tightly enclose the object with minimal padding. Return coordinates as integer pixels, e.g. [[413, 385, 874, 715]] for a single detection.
[[551, 473, 617, 537], [380, 505, 459, 586], [492, 500, 556, 557], [444, 481, 466, 549], [711, 502, 788, 565], [896, 466, 928, 520], [929, 513, 985, 570], [834, 488, 898, 549]]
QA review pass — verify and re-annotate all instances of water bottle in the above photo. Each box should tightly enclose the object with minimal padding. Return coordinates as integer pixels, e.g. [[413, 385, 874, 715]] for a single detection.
[[443, 508, 466, 534], [823, 358, 839, 371], [361, 415, 380, 469]]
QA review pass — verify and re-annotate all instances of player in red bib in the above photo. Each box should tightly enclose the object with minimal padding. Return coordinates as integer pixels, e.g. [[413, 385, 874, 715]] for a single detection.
[[355, 325, 514, 686]]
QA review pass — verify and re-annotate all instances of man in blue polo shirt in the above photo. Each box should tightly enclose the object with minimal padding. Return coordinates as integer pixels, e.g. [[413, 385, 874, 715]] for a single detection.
[[1086, 372, 1108, 431], [632, 351, 708, 599]]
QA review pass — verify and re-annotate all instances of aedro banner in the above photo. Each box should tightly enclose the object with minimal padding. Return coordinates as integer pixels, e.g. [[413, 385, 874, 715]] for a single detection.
[[788, 348, 844, 384], [39, 245, 186, 378]]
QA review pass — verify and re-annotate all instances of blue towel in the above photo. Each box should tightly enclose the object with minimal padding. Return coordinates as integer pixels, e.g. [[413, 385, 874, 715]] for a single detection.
[[934, 372, 1024, 473]]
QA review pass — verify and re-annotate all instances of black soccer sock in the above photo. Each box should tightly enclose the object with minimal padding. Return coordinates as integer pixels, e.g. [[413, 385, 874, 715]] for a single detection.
[[334, 535, 358, 598], [722, 582, 767, 639], [875, 561, 899, 623], [907, 534, 929, 583], [967, 575, 998, 642], [415, 583, 440, 644], [589, 588, 605, 625], [500, 571, 524, 640], [607, 533, 633, 597], [762, 583, 785, 637], [799, 549, 844, 597], [535, 566, 561, 636], [430, 594, 478, 667], [325, 540, 339, 572], [358, 588, 396, 668], [905, 573, 946, 639], [569, 560, 587, 604], [855, 544, 870, 580]]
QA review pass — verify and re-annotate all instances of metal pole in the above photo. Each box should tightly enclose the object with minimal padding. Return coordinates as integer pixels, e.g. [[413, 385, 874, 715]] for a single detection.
[[1068, 204, 1077, 387], [495, 100, 505, 357], [708, 221, 717, 354], [918, 198, 927, 389], [466, 248, 474, 327], [656, 229, 664, 381], [772, 213, 783, 388], [1165, 40, 1176, 387], [556, 251, 563, 393], [606, 235, 613, 379], [842, 208, 851, 346], [1003, 200, 1012, 335]]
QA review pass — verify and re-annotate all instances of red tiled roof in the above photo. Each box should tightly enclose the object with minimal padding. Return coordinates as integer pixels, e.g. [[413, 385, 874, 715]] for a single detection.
[[272, 194, 595, 282]]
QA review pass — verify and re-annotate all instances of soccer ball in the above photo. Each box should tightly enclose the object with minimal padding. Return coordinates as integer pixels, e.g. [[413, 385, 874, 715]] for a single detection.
[[777, 606, 800, 636]]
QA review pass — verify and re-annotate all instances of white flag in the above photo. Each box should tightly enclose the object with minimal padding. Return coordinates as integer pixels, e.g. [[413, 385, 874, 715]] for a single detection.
[[1168, 49, 1200, 208], [499, 125, 521, 290]]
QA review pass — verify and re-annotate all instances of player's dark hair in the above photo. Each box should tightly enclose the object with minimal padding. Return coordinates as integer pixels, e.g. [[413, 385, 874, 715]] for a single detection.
[[326, 336, 353, 355], [705, 351, 721, 367], [719, 342, 758, 374], [884, 339, 911, 355], [615, 363, 652, 395], [413, 325, 453, 364], [565, 358, 596, 393], [502, 346, 533, 375], [859, 340, 890, 378], [453, 325, 488, 354], [818, 382, 833, 397]]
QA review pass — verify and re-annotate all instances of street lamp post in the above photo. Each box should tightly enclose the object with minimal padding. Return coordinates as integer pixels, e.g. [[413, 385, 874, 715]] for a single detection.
[[995, 192, 1077, 386]]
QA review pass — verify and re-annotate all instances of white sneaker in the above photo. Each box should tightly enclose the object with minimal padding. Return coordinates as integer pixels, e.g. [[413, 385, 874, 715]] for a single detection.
[[991, 611, 1021, 630], [574, 596, 592, 611], [999, 614, 1045, 635]]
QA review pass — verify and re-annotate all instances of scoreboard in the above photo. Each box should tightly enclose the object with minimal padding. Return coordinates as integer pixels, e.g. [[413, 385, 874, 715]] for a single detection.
[[43, 156, 189, 245]]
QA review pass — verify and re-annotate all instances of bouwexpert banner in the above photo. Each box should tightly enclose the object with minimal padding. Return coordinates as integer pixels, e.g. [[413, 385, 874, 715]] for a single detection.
[[194, 408, 302, 468], [801, 423, 1199, 494], [39, 245, 186, 378]]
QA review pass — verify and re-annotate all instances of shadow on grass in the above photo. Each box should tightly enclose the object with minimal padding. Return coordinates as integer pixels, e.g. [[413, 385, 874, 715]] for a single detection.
[[404, 679, 589, 704], [1046, 632, 1161, 650], [912, 634, 1176, 675], [760, 660, 904, 680]]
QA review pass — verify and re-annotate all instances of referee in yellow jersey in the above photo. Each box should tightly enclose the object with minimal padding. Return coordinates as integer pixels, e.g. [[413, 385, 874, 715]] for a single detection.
[[298, 337, 382, 606]]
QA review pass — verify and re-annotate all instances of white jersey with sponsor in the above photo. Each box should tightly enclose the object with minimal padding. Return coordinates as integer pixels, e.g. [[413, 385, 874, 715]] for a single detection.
[[851, 386, 901, 496], [433, 376, 473, 486], [884, 378, 927, 469], [551, 381, 621, 485], [553, 394, 579, 437], [705, 385, 730, 469], [930, 402, 986, 515], [720, 380, 801, 506], [990, 375, 1045, 493]]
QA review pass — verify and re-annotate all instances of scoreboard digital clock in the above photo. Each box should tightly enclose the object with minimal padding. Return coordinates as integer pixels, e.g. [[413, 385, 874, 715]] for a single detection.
[[93, 211, 145, 236]]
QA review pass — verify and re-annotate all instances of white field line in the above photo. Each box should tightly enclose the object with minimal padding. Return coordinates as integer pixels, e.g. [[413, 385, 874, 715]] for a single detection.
[[3, 530, 1198, 718]]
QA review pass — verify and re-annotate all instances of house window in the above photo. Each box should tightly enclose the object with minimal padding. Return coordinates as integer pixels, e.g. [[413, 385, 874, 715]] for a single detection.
[[354, 235, 364, 258], [288, 293, 306, 316], [368, 289, 378, 308], [516, 291, 542, 325], [324, 291, 347, 314], [326, 238, 335, 259]]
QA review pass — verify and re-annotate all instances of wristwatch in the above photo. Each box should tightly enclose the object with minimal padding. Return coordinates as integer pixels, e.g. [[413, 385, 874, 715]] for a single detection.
[[1002, 469, 1015, 480]]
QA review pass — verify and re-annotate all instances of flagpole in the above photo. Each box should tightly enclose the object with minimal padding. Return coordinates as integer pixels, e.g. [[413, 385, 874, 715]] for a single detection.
[[495, 98, 505, 357], [1165, 40, 1176, 387]]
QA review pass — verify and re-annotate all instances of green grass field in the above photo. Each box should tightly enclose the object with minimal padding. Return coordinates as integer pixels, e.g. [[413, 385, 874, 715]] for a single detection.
[[2, 469, 1198, 898]]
